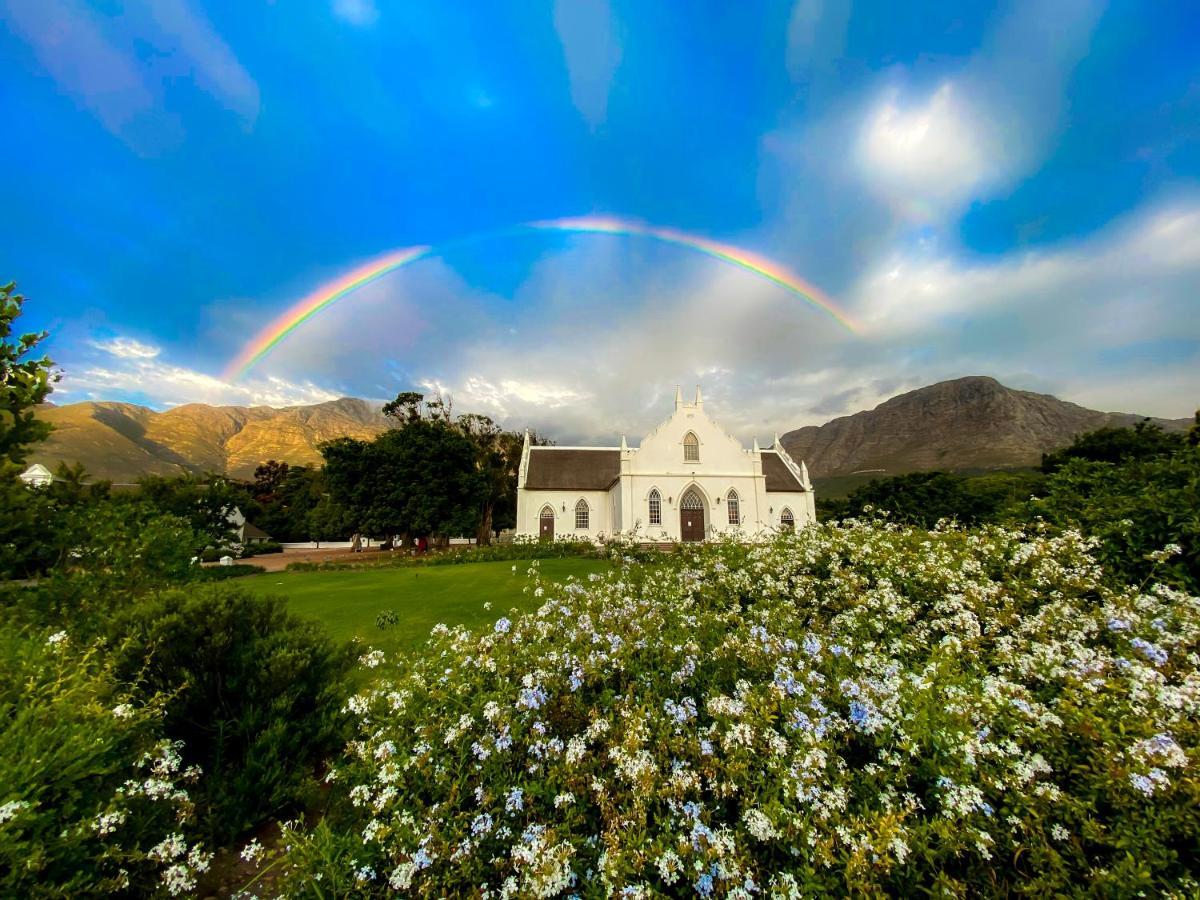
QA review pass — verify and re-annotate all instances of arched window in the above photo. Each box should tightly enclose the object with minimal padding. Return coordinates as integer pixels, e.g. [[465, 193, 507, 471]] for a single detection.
[[575, 498, 590, 530], [680, 488, 705, 510], [726, 490, 740, 525], [648, 489, 662, 526], [780, 507, 795, 531], [683, 431, 700, 462]]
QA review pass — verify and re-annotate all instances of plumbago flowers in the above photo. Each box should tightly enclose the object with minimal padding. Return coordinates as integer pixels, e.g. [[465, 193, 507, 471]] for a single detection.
[[275, 522, 1199, 896], [0, 628, 210, 896]]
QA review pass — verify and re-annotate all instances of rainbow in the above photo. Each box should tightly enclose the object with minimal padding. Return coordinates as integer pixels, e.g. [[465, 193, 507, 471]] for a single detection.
[[225, 217, 858, 380]]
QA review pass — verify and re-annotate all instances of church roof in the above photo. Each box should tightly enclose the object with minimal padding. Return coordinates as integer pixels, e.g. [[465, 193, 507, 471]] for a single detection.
[[524, 448, 621, 490], [761, 450, 806, 492]]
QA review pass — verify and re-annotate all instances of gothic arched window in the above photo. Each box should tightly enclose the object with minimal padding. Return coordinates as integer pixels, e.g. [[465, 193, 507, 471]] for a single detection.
[[683, 432, 700, 462], [648, 489, 662, 526], [780, 507, 795, 531], [727, 490, 740, 525], [575, 498, 590, 530]]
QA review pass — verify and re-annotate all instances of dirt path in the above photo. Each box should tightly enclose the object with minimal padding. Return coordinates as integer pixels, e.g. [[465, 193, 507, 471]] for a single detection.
[[240, 547, 405, 572]]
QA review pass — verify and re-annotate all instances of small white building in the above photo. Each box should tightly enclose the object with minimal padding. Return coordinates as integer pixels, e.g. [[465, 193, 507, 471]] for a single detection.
[[515, 387, 816, 542], [19, 463, 53, 487]]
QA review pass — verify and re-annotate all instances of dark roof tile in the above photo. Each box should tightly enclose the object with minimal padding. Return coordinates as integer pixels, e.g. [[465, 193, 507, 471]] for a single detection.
[[525, 448, 620, 490], [762, 451, 806, 492]]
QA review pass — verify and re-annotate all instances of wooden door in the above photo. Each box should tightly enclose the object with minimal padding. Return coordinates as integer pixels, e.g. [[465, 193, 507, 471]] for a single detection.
[[679, 489, 705, 542], [539, 509, 555, 541]]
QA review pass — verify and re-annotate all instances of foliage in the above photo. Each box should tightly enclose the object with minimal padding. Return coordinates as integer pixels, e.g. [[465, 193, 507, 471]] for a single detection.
[[266, 525, 1200, 896], [241, 540, 283, 557], [1026, 447, 1200, 592], [252, 459, 290, 502], [137, 473, 244, 551], [110, 585, 356, 845], [322, 420, 487, 539], [0, 623, 210, 896], [0, 281, 57, 467], [193, 563, 266, 581], [826, 469, 1044, 528], [284, 537, 603, 572], [1042, 420, 1184, 473]]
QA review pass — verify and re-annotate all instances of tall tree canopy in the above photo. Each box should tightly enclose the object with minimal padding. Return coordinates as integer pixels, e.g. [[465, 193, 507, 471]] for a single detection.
[[1, 281, 57, 465]]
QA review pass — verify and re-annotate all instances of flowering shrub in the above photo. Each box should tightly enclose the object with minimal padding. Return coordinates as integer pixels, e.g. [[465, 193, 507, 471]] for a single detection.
[[0, 624, 209, 896], [269, 522, 1200, 896]]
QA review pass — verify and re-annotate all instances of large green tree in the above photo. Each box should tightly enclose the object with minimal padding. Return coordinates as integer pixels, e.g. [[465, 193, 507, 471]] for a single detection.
[[322, 419, 487, 541], [0, 282, 59, 577]]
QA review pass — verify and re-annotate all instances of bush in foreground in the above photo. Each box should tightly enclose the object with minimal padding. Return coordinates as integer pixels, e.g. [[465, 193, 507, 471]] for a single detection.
[[267, 522, 1199, 896], [111, 585, 357, 846], [0, 624, 209, 896]]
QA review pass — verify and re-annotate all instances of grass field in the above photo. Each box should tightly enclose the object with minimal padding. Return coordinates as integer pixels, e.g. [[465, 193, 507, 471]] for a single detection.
[[237, 557, 610, 656]]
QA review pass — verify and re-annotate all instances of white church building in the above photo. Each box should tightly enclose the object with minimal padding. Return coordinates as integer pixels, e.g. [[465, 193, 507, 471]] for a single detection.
[[515, 387, 816, 542]]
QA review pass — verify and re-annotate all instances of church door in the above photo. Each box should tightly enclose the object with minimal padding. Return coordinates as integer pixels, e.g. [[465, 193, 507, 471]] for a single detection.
[[539, 507, 555, 541], [679, 489, 705, 542]]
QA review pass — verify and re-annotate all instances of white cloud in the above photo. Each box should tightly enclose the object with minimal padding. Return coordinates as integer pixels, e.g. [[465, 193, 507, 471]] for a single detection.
[[64, 352, 342, 410], [553, 0, 622, 128], [854, 200, 1200, 337], [857, 83, 998, 218], [91, 336, 162, 359], [332, 0, 379, 27], [0, 0, 257, 153]]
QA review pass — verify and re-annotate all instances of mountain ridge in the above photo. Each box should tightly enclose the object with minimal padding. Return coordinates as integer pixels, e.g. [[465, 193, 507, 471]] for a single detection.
[[26, 378, 1193, 484], [29, 397, 390, 482], [780, 375, 1192, 479]]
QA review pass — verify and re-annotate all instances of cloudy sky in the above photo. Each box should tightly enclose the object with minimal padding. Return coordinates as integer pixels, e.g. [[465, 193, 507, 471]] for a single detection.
[[2, 0, 1198, 442]]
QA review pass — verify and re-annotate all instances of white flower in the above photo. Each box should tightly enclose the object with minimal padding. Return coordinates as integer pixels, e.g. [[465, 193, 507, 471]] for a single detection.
[[0, 800, 30, 824], [240, 838, 265, 863], [111, 703, 134, 719], [46, 630, 68, 647]]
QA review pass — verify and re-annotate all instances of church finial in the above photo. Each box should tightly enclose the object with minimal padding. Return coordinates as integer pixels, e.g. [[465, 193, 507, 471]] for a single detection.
[[620, 433, 628, 452], [800, 460, 812, 490], [675, 385, 682, 410], [752, 436, 760, 453], [773, 432, 780, 449], [695, 385, 703, 406]]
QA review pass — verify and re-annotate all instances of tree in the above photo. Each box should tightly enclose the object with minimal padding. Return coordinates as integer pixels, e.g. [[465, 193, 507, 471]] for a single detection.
[[321, 420, 486, 541], [1041, 420, 1184, 473], [136, 473, 241, 550], [252, 459, 290, 502], [0, 281, 57, 466], [0, 282, 59, 577]]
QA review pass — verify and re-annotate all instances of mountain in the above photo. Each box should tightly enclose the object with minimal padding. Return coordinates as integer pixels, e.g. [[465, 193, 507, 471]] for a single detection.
[[29, 397, 390, 483], [781, 376, 1192, 481]]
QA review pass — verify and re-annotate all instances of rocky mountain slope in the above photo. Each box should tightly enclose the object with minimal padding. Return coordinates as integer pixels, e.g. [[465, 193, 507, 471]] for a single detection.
[[29, 397, 390, 482], [781, 376, 1192, 479]]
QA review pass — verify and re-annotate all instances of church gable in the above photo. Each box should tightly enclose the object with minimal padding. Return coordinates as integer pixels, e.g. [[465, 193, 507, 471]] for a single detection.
[[634, 386, 747, 470]]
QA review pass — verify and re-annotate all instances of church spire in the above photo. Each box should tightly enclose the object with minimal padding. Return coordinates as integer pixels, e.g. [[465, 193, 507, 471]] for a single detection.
[[695, 385, 703, 407], [800, 460, 812, 490], [675, 385, 683, 410]]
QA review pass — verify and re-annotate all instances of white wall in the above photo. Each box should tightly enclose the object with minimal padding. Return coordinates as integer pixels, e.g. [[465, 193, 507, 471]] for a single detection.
[[517, 489, 613, 540], [516, 394, 817, 541]]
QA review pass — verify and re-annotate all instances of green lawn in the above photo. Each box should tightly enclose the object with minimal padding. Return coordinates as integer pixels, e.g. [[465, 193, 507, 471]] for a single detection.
[[238, 557, 609, 656]]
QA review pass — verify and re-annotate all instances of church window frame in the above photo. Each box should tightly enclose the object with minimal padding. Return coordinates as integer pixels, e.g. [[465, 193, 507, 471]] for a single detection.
[[780, 507, 795, 531], [648, 489, 662, 526], [683, 431, 700, 462], [574, 498, 590, 530], [726, 490, 740, 525]]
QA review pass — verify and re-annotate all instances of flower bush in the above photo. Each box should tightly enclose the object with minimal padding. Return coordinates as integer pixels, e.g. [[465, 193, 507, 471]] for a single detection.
[[268, 522, 1199, 896], [0, 623, 209, 896]]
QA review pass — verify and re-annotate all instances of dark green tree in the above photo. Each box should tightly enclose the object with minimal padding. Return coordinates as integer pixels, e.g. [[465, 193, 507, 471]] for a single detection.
[[0, 281, 57, 466], [252, 459, 290, 502], [1041, 420, 1184, 473], [0, 282, 59, 577], [136, 473, 242, 550]]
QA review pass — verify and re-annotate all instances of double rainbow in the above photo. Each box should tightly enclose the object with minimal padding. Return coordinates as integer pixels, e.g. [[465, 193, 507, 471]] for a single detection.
[[224, 216, 859, 380]]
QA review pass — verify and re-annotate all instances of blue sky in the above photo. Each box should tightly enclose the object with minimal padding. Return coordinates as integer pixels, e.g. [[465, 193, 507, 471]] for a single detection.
[[1, 0, 1198, 440]]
